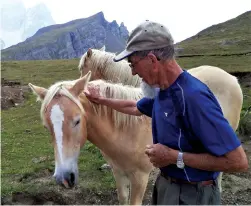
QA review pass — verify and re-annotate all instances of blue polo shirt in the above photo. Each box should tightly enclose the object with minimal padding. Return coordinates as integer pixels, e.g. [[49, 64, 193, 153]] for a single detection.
[[137, 70, 241, 182]]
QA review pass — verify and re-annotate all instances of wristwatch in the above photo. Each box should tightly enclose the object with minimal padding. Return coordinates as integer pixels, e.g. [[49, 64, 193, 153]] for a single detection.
[[176, 152, 185, 169]]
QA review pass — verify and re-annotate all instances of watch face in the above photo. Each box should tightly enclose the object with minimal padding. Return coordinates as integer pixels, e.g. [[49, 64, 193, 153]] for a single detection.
[[177, 161, 184, 168]]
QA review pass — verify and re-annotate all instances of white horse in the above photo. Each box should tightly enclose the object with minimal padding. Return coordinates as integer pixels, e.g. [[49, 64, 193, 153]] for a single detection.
[[78, 47, 141, 87]]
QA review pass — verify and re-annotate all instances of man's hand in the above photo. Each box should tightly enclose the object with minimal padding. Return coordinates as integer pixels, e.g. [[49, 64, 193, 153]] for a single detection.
[[145, 143, 178, 168], [84, 86, 142, 116], [84, 86, 103, 104]]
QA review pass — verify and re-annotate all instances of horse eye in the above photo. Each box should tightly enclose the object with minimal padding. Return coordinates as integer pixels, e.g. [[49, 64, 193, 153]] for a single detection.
[[73, 119, 80, 127]]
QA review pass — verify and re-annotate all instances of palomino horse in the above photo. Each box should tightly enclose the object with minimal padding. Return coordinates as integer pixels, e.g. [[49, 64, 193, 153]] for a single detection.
[[29, 71, 153, 205], [78, 47, 141, 87]]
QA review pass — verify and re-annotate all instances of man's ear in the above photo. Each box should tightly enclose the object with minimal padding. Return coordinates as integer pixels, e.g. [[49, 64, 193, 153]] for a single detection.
[[148, 53, 158, 63], [28, 83, 48, 101]]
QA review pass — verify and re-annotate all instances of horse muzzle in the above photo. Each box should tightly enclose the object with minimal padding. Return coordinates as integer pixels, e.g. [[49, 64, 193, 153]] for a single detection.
[[55, 170, 78, 188]]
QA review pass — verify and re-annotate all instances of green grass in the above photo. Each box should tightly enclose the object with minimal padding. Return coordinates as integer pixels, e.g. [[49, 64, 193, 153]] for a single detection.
[[1, 59, 80, 87], [1, 93, 115, 196], [1, 95, 114, 195], [1, 59, 116, 196]]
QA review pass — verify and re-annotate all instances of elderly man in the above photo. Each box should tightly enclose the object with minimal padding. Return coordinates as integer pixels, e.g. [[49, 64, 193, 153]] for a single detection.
[[85, 20, 248, 205]]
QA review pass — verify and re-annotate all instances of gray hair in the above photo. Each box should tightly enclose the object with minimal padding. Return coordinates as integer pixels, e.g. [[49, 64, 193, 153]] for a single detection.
[[131, 45, 175, 60]]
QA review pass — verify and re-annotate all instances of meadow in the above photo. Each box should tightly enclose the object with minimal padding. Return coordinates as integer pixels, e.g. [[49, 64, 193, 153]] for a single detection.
[[1, 56, 251, 204]]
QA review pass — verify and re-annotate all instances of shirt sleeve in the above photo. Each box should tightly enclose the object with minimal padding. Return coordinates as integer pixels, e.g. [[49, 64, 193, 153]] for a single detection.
[[185, 89, 241, 156], [136, 97, 154, 118]]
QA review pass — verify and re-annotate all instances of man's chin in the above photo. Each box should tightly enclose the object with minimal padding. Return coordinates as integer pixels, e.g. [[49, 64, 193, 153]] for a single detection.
[[140, 81, 158, 99]]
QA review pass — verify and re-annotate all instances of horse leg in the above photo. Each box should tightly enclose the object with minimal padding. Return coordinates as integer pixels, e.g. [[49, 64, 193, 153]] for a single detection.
[[112, 168, 130, 205], [217, 172, 223, 193], [129, 171, 150, 205]]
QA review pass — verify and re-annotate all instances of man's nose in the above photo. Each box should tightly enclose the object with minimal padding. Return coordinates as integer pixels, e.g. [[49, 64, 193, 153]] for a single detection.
[[131, 69, 137, 76]]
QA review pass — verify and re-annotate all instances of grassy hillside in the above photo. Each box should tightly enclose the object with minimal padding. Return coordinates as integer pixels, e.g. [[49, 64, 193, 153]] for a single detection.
[[176, 11, 251, 55], [1, 59, 80, 87], [176, 54, 251, 73]]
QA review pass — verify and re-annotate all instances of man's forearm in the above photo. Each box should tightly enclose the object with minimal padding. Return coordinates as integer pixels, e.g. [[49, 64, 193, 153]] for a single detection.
[[182, 148, 248, 172], [99, 97, 141, 116]]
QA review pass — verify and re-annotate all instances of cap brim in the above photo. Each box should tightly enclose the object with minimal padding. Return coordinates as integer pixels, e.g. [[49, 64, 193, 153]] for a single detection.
[[113, 50, 134, 62]]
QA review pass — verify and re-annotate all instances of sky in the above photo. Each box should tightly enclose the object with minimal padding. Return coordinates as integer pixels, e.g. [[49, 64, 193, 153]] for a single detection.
[[13, 0, 251, 43]]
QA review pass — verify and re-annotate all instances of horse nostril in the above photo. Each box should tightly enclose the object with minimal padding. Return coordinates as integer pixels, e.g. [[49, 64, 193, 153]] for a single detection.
[[70, 172, 75, 184], [63, 172, 75, 188]]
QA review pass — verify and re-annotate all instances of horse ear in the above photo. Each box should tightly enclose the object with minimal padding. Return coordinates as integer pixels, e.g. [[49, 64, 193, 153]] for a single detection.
[[87, 48, 92, 58], [72, 71, 92, 96], [99, 45, 106, 51], [28, 83, 48, 101]]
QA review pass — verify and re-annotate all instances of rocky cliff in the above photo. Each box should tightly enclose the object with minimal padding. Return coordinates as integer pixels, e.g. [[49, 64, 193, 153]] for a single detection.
[[1, 12, 129, 61]]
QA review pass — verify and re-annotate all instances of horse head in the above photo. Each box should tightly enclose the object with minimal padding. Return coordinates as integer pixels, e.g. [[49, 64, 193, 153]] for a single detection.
[[28, 71, 92, 188], [78, 47, 142, 87]]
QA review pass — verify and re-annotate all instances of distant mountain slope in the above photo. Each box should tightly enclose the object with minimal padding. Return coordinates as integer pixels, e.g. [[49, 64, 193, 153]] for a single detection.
[[175, 10, 251, 56], [1, 12, 129, 61]]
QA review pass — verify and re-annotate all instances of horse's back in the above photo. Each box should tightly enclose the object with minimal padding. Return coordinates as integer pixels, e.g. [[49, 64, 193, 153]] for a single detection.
[[188, 65, 243, 130]]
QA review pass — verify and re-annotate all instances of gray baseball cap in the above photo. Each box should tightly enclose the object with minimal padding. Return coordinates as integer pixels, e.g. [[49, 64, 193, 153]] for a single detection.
[[114, 20, 174, 62]]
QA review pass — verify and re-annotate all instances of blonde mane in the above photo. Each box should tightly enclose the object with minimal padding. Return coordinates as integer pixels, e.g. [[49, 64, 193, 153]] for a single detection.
[[40, 80, 84, 123], [85, 79, 145, 129], [39, 78, 144, 129], [78, 49, 142, 87]]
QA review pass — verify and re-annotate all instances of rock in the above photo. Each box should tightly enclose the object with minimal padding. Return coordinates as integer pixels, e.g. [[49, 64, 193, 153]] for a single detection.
[[99, 163, 111, 170]]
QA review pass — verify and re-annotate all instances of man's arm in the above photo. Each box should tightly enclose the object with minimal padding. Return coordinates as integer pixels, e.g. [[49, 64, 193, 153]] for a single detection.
[[85, 91, 142, 116], [99, 97, 142, 116], [145, 144, 248, 172], [85, 88, 154, 117], [182, 145, 248, 172], [183, 89, 248, 172]]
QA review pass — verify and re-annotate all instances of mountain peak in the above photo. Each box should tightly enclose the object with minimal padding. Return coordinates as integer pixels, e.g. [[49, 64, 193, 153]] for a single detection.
[[1, 12, 129, 60]]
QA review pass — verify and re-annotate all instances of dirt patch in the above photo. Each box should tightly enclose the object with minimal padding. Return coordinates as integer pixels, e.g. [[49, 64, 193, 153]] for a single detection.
[[2, 189, 119, 205], [1, 78, 30, 110]]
